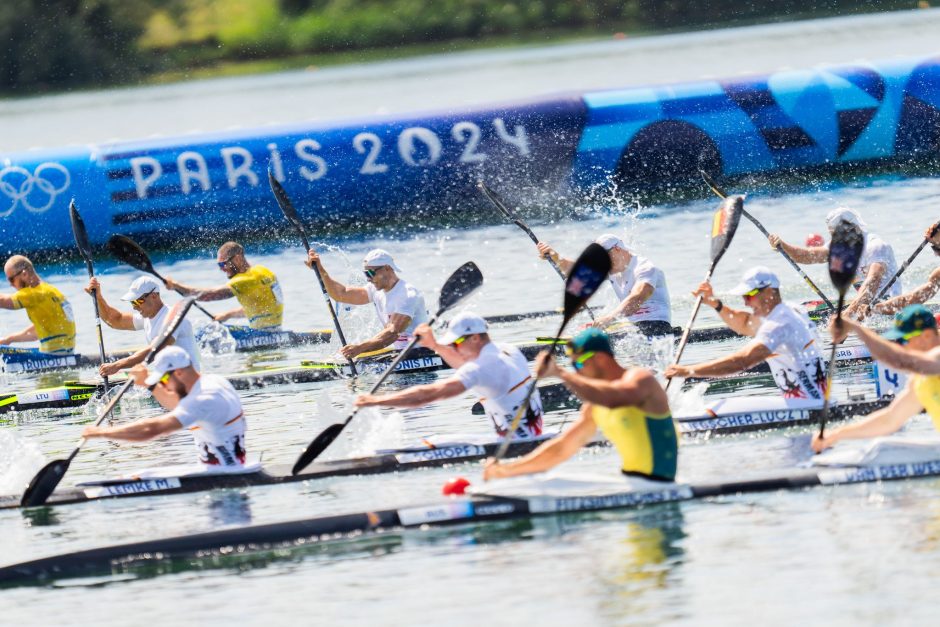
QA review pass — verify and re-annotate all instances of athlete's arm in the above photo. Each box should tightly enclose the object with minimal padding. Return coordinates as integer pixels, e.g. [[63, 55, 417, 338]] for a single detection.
[[83, 413, 183, 442], [483, 405, 597, 480], [164, 277, 234, 301], [695, 281, 758, 337], [305, 250, 369, 304], [0, 293, 14, 309], [343, 313, 412, 357], [214, 307, 246, 322], [0, 325, 38, 344], [414, 324, 470, 369], [553, 366, 662, 409], [845, 262, 885, 320], [768, 234, 828, 263], [536, 242, 573, 275], [99, 336, 177, 377], [86, 278, 135, 330], [812, 382, 922, 452], [664, 342, 772, 379], [354, 376, 467, 409], [611, 282, 654, 319], [875, 267, 940, 314], [838, 318, 940, 375]]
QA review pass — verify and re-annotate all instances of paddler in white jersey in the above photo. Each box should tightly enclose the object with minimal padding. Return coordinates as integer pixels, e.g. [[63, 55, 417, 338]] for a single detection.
[[536, 234, 672, 335], [87, 275, 201, 377], [664, 267, 826, 402], [354, 312, 544, 439], [305, 248, 428, 360], [82, 346, 247, 467], [768, 207, 900, 321]]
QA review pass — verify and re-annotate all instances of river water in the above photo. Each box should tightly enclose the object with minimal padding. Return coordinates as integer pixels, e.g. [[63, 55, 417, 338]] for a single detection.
[[2, 10, 940, 626]]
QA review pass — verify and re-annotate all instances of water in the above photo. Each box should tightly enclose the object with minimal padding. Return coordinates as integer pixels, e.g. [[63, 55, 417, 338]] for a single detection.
[[2, 10, 940, 625]]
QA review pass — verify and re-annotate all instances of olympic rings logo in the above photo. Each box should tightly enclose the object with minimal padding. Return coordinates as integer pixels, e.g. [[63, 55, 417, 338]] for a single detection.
[[0, 162, 71, 217]]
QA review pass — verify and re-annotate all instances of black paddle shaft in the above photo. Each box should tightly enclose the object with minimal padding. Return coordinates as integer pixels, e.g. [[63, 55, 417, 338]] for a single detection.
[[69, 201, 110, 399], [494, 243, 611, 460], [106, 235, 217, 321], [291, 262, 484, 474], [268, 170, 357, 375]]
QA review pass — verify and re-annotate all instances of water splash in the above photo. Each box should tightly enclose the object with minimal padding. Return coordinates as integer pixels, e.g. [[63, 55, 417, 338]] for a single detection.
[[0, 430, 46, 495], [195, 321, 237, 355]]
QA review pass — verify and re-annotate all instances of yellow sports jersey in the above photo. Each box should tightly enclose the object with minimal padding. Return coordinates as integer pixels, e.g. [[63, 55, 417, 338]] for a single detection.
[[11, 282, 76, 353], [913, 374, 940, 430], [227, 265, 284, 330], [591, 404, 678, 480]]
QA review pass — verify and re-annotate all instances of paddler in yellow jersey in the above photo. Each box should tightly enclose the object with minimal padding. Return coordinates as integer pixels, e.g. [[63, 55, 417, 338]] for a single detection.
[[0, 255, 76, 354], [484, 328, 678, 483], [812, 305, 940, 453], [165, 242, 284, 329]]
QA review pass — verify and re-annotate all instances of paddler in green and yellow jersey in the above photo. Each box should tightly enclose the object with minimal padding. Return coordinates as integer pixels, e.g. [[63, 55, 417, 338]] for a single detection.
[[0, 255, 76, 354], [166, 242, 284, 330], [813, 305, 940, 452], [484, 328, 678, 483]]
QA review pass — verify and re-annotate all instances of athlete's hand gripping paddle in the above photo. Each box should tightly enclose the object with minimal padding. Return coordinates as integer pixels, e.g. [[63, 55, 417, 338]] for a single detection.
[[699, 169, 834, 310], [268, 169, 357, 376], [665, 195, 743, 391], [69, 201, 110, 402], [20, 297, 198, 507], [868, 219, 940, 311], [493, 243, 611, 461], [478, 180, 596, 322], [818, 220, 865, 440], [106, 235, 217, 321], [291, 262, 484, 475]]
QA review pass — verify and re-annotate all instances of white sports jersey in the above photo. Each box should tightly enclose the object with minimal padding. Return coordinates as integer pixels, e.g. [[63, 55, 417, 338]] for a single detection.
[[607, 254, 671, 323], [171, 374, 246, 467], [856, 233, 901, 298], [454, 342, 543, 438], [753, 303, 825, 401], [366, 279, 429, 349], [133, 304, 201, 371]]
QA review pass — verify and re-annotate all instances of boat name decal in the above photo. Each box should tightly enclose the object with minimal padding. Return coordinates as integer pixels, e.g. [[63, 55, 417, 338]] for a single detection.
[[82, 478, 183, 498], [680, 410, 810, 433], [395, 444, 486, 464], [397, 501, 475, 526], [818, 460, 940, 485]]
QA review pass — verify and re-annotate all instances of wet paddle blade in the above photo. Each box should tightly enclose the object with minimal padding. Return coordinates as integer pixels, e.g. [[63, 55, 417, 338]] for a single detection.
[[107, 234, 157, 275], [828, 220, 865, 294], [268, 169, 311, 249], [562, 243, 611, 325], [20, 459, 71, 507], [69, 201, 94, 264], [709, 195, 744, 266], [291, 423, 345, 475], [436, 262, 483, 314], [699, 169, 729, 200]]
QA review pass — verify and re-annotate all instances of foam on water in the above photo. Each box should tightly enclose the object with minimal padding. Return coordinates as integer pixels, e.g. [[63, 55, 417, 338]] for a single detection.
[[0, 430, 46, 495]]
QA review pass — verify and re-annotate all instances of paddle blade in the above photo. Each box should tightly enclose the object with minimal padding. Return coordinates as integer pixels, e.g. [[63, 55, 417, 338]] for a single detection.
[[477, 181, 514, 220], [828, 220, 865, 294], [709, 195, 744, 265], [68, 201, 94, 263], [562, 243, 611, 322], [699, 169, 728, 200], [107, 234, 156, 275], [20, 459, 71, 507], [436, 262, 484, 314], [291, 422, 345, 475]]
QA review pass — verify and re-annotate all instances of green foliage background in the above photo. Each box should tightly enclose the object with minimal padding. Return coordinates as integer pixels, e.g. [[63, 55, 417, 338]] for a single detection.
[[0, 0, 919, 93]]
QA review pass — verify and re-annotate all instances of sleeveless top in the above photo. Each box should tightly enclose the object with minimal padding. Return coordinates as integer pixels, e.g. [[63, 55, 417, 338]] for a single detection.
[[11, 282, 76, 354], [591, 404, 678, 480], [913, 374, 940, 430], [227, 265, 284, 329]]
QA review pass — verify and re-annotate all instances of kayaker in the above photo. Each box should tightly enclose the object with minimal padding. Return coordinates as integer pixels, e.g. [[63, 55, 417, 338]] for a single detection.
[[536, 234, 672, 335], [812, 305, 940, 452], [872, 221, 940, 315], [483, 328, 677, 482], [87, 275, 201, 376], [165, 241, 284, 330], [354, 311, 543, 439], [768, 207, 900, 320], [0, 255, 76, 354], [82, 346, 246, 467], [664, 266, 826, 402], [305, 247, 428, 359]]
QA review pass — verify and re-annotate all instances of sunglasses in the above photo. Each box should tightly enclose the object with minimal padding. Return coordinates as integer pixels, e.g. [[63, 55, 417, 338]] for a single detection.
[[158, 370, 176, 386], [217, 255, 237, 270], [6, 268, 24, 284], [742, 287, 762, 298], [451, 335, 467, 347], [131, 290, 155, 307], [364, 266, 385, 280], [570, 351, 596, 370]]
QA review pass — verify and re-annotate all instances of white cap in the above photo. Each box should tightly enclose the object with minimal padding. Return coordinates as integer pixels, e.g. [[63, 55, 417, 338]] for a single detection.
[[144, 346, 192, 386], [121, 276, 161, 301], [594, 234, 632, 253], [439, 311, 488, 345], [825, 207, 867, 232], [729, 266, 780, 295], [363, 248, 402, 273]]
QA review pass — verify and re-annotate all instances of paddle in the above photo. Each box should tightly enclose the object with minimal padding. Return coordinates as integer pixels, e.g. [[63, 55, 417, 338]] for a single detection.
[[106, 235, 216, 320], [818, 220, 866, 440], [478, 180, 596, 322], [68, 201, 110, 403], [699, 170, 834, 310], [267, 169, 357, 376], [493, 242, 611, 460], [20, 297, 198, 507], [291, 262, 484, 474], [665, 195, 744, 391], [870, 219, 940, 307]]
